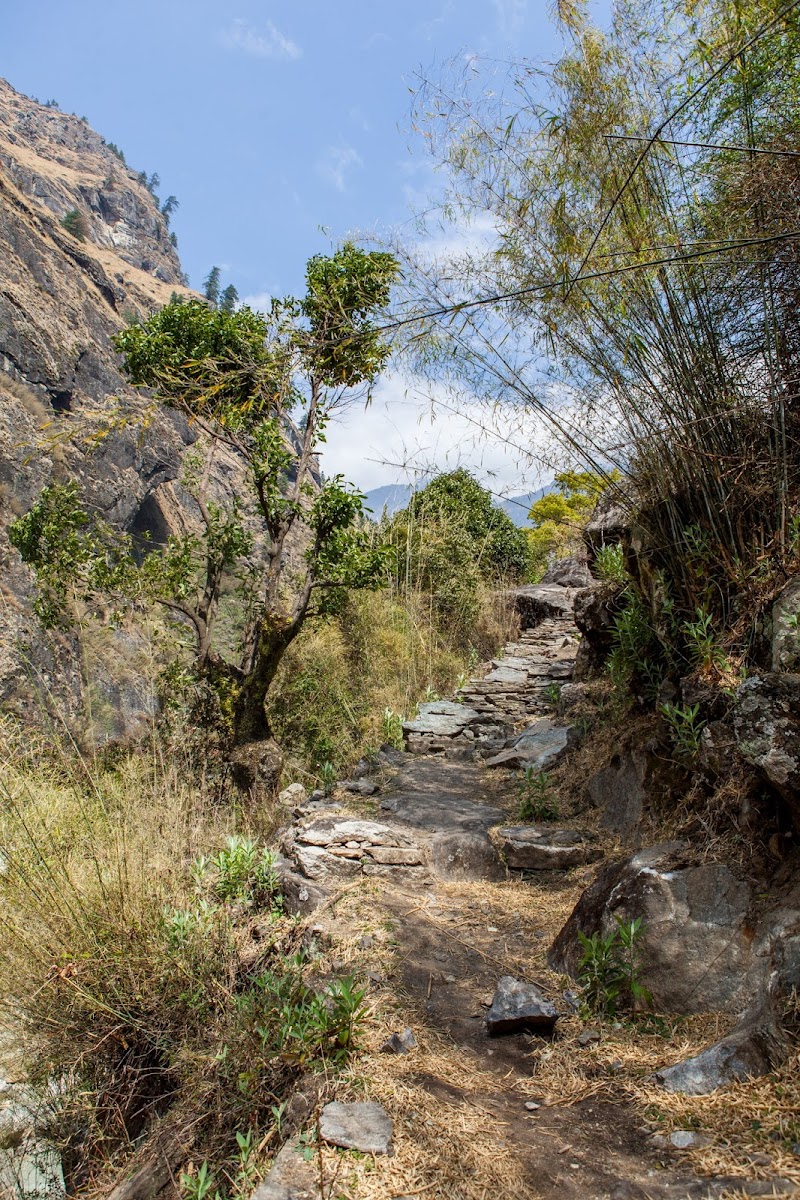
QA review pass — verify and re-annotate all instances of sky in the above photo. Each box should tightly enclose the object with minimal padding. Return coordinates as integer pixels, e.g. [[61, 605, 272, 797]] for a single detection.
[[2, 0, 607, 499]]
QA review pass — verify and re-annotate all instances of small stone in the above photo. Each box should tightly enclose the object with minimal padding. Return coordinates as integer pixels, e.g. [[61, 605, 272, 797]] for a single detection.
[[443, 974, 456, 984], [319, 1101, 393, 1155], [358, 934, 375, 950], [278, 782, 307, 807], [524, 1101, 540, 1111], [380, 1027, 417, 1055], [365, 846, 422, 866], [792, 1143, 800, 1157], [487, 926, 499, 933], [486, 976, 559, 1037], [669, 1130, 713, 1150], [578, 1028, 601, 1047]]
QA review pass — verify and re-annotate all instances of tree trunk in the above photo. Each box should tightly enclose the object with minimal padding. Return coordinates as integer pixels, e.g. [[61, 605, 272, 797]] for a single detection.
[[228, 616, 299, 795]]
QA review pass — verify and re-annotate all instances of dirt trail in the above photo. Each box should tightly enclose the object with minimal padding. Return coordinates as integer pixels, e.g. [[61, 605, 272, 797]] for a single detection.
[[277, 604, 792, 1200]]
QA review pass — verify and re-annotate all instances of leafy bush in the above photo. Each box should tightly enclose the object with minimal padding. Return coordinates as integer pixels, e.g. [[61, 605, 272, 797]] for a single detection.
[[594, 543, 627, 584], [660, 702, 706, 761], [59, 208, 88, 241], [577, 917, 651, 1017], [518, 768, 560, 822]]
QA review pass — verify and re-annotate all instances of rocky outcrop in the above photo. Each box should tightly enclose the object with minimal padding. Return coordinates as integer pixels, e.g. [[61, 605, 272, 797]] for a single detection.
[[572, 581, 626, 679], [771, 575, 800, 673], [549, 843, 755, 1013], [540, 556, 593, 588], [733, 673, 800, 831], [495, 825, 602, 870]]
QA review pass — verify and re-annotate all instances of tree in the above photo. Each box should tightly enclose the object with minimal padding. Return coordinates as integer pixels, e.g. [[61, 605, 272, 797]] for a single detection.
[[60, 208, 88, 241], [527, 470, 617, 573], [160, 195, 179, 225], [406, 0, 800, 625], [387, 469, 531, 641], [203, 266, 221, 307], [111, 243, 399, 785], [219, 284, 239, 314]]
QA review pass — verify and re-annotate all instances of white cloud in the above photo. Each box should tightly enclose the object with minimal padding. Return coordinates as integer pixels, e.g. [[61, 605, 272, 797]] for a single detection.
[[220, 19, 302, 61], [241, 290, 275, 312], [317, 144, 363, 193], [492, 0, 527, 35], [319, 372, 551, 496]]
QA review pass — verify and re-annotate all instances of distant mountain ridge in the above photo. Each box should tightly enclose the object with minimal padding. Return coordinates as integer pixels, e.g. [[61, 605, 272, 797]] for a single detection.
[[363, 482, 553, 527]]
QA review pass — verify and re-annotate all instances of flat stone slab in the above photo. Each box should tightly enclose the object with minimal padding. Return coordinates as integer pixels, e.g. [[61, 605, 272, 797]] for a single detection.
[[482, 665, 528, 684], [497, 826, 602, 871], [285, 819, 423, 879], [251, 1140, 321, 1199], [403, 701, 482, 738], [485, 720, 570, 771], [319, 1101, 393, 1155], [486, 976, 559, 1036]]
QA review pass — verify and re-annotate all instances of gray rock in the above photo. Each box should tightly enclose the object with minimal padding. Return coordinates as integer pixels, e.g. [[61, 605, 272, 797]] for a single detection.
[[318, 1101, 393, 1155], [541, 557, 593, 588], [497, 826, 602, 871], [283, 819, 423, 880], [655, 1013, 787, 1095], [341, 779, 379, 797], [279, 783, 308, 807], [734, 673, 800, 830], [403, 701, 482, 739], [586, 751, 649, 837], [507, 584, 577, 627], [549, 843, 754, 1013], [572, 581, 626, 679], [485, 976, 559, 1036], [485, 719, 570, 771], [380, 1028, 417, 1055], [577, 1028, 601, 1046], [669, 1130, 713, 1150], [772, 576, 800, 673], [430, 830, 503, 881], [251, 1139, 321, 1200], [0, 1139, 65, 1200]]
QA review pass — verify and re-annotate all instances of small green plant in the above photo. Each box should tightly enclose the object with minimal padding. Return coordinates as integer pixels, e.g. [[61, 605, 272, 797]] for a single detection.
[[660, 701, 706, 760], [381, 708, 404, 749], [594, 543, 627, 583], [518, 768, 560, 822], [607, 589, 658, 690], [543, 681, 562, 708], [682, 607, 727, 672], [577, 916, 651, 1017], [199, 836, 281, 908], [319, 760, 338, 794], [181, 1161, 221, 1200], [422, 684, 441, 702], [60, 208, 87, 241]]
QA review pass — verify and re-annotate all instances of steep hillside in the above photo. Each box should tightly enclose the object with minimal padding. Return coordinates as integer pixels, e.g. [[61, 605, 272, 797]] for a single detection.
[[0, 79, 220, 735]]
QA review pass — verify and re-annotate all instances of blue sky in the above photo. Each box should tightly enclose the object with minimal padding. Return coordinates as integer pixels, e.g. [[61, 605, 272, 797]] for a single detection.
[[3, 1, 607, 495]]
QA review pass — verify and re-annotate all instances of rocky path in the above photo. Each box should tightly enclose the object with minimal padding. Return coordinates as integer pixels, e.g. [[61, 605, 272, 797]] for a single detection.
[[267, 589, 797, 1200]]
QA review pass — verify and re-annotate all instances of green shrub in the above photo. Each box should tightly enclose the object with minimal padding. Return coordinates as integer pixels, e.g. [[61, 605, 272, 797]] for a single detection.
[[577, 917, 651, 1017], [518, 768, 560, 822], [660, 701, 706, 761], [594, 543, 627, 583], [60, 208, 88, 241]]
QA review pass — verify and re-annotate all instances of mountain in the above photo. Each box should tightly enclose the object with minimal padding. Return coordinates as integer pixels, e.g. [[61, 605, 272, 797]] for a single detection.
[[0, 78, 258, 738], [364, 482, 554, 525]]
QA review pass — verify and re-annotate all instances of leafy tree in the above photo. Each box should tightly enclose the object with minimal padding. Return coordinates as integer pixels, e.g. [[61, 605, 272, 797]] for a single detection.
[[113, 243, 399, 776], [220, 284, 239, 314], [60, 208, 88, 241], [528, 470, 618, 573], [387, 469, 531, 640], [203, 266, 221, 307], [160, 195, 179, 225]]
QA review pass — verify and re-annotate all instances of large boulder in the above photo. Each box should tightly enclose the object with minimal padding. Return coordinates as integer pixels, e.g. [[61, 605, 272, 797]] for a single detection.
[[733, 673, 800, 830], [572, 582, 626, 679], [549, 843, 755, 1013], [507, 583, 576, 628], [496, 826, 602, 871], [655, 1009, 788, 1096], [540, 556, 593, 588], [771, 575, 800, 673], [583, 488, 631, 559]]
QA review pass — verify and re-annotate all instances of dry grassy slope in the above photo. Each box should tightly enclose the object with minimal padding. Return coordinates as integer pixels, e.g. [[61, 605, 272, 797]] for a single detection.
[[0, 80, 233, 736]]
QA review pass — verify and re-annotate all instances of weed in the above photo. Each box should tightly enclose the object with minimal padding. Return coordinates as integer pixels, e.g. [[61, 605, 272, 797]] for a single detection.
[[206, 837, 281, 907], [682, 607, 728, 673], [544, 681, 562, 708], [319, 760, 338, 794], [518, 768, 560, 822], [660, 701, 706, 760], [594, 543, 627, 583], [577, 916, 651, 1017], [381, 708, 404, 749]]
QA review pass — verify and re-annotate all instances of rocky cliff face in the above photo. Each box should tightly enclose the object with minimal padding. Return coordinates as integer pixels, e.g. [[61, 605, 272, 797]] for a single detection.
[[0, 79, 223, 736]]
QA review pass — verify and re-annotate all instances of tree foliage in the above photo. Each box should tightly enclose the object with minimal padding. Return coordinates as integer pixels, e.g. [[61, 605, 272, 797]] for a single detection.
[[528, 469, 618, 572], [406, 0, 800, 631], [13, 246, 399, 764]]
